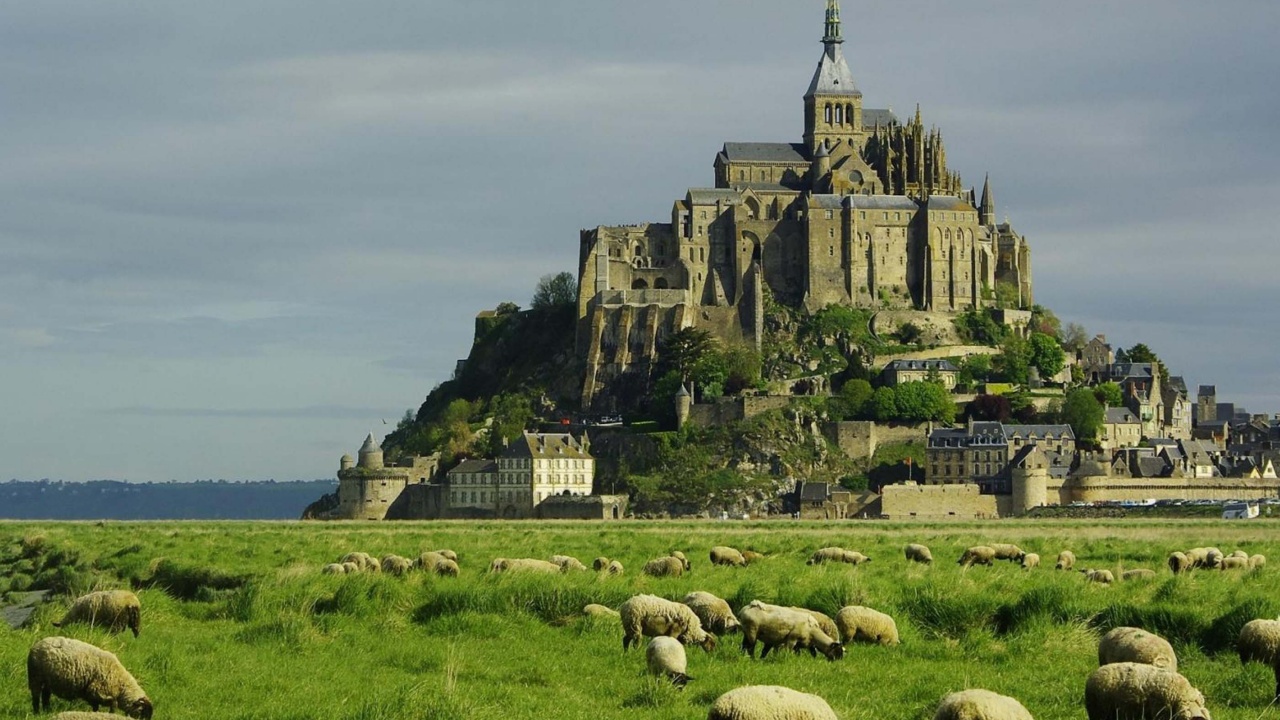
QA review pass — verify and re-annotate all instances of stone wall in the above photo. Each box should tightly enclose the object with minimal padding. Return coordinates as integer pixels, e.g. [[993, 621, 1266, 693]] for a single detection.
[[1063, 476, 1280, 504], [536, 494, 629, 520], [879, 482, 1002, 520], [825, 421, 929, 460], [687, 395, 796, 428]]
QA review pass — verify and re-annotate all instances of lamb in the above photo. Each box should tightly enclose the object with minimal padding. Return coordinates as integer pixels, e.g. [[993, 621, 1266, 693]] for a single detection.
[[583, 603, 620, 618], [1168, 552, 1191, 574], [710, 546, 748, 567], [742, 550, 765, 565], [380, 555, 413, 576], [27, 636, 153, 719], [643, 556, 686, 577], [1098, 626, 1178, 672], [835, 605, 900, 646], [490, 558, 561, 574], [1237, 618, 1280, 700], [739, 601, 844, 661], [958, 546, 997, 568], [619, 594, 717, 652], [1220, 556, 1248, 571], [550, 554, 588, 572], [1084, 662, 1210, 720], [991, 544, 1026, 562], [1122, 569, 1157, 581], [606, 560, 624, 575], [1056, 550, 1077, 571], [807, 547, 869, 566], [932, 688, 1035, 720], [1083, 569, 1115, 585], [1250, 554, 1267, 569], [682, 591, 741, 634], [670, 550, 691, 570], [1021, 553, 1040, 570], [593, 556, 610, 571], [645, 636, 690, 687], [904, 543, 933, 564], [53, 590, 142, 637], [322, 563, 347, 575], [707, 685, 839, 720]]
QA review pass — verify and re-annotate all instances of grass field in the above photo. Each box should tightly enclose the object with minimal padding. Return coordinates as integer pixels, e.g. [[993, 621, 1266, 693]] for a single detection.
[[2, 519, 1279, 720]]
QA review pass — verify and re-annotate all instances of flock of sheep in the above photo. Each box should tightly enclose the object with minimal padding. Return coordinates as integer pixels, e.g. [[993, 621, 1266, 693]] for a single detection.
[[16, 539, 1279, 719]]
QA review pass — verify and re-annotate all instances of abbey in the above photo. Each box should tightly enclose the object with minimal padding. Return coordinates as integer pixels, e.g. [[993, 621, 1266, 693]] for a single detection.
[[576, 1, 1033, 408]]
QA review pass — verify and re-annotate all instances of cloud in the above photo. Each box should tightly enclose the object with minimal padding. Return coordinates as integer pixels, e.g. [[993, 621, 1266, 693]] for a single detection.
[[105, 404, 397, 421]]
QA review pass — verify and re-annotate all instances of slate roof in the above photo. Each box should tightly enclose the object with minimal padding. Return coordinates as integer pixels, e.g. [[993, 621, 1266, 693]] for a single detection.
[[687, 189, 742, 205], [1110, 363, 1155, 381], [1135, 457, 1170, 478], [928, 421, 1007, 448], [1199, 385, 1216, 396], [863, 108, 897, 128], [884, 359, 958, 373], [927, 196, 977, 212], [1105, 407, 1139, 424], [448, 459, 498, 475], [848, 195, 920, 211], [721, 143, 809, 164], [799, 482, 831, 502], [1005, 424, 1077, 441], [806, 45, 862, 98], [1167, 376, 1188, 395], [502, 433, 593, 460]]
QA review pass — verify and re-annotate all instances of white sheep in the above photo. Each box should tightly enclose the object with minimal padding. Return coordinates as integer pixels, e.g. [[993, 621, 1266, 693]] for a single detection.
[[991, 544, 1026, 562], [671, 550, 691, 570], [1056, 550, 1076, 571], [710, 546, 748, 567], [434, 549, 458, 563], [550, 554, 588, 572], [1204, 547, 1224, 569], [583, 603, 620, 618], [1229, 550, 1249, 560], [416, 551, 458, 576], [607, 560, 624, 575], [27, 636, 153, 719], [742, 550, 765, 565], [932, 688, 1035, 720], [1250, 554, 1267, 569], [738, 601, 844, 661], [643, 556, 686, 577], [321, 563, 347, 575], [340, 561, 360, 574], [958, 546, 997, 568], [707, 685, 839, 720], [1238, 618, 1280, 700], [646, 636, 690, 687], [905, 543, 934, 564], [1021, 553, 1040, 570], [1121, 569, 1157, 581], [1098, 626, 1178, 672], [682, 591, 741, 634], [380, 554, 413, 576], [53, 590, 142, 638], [793, 608, 839, 643], [1083, 569, 1115, 585], [1220, 556, 1247, 571], [51, 713, 143, 720], [835, 605, 900, 646], [1168, 552, 1191, 574], [807, 547, 869, 566], [340, 551, 379, 572], [1084, 662, 1210, 720], [593, 556, 611, 571], [490, 558, 561, 574], [619, 594, 717, 652], [432, 558, 460, 577]]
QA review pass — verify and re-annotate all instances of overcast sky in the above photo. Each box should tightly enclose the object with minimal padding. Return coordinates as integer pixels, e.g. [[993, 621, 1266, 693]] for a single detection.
[[3, 1, 1277, 482]]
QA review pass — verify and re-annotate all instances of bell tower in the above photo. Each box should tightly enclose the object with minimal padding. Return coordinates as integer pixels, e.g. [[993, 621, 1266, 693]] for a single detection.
[[803, 0, 864, 156]]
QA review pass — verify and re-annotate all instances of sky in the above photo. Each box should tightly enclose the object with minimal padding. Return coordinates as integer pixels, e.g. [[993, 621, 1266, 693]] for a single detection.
[[2, 1, 1278, 482]]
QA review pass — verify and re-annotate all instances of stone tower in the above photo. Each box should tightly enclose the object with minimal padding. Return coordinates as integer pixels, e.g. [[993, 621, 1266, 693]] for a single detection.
[[979, 174, 995, 226], [803, 0, 863, 155], [339, 453, 354, 471], [1197, 385, 1217, 426], [1010, 445, 1049, 516], [357, 433, 384, 469], [674, 384, 692, 428]]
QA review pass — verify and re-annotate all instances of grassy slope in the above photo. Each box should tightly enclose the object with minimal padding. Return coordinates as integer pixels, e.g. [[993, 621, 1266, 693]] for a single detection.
[[2, 520, 1279, 720]]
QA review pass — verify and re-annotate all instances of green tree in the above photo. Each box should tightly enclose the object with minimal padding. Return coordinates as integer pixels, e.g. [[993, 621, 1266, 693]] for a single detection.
[[895, 322, 923, 346], [956, 354, 993, 391], [1030, 305, 1061, 338], [894, 381, 956, 423], [830, 379, 874, 420], [1029, 332, 1066, 379], [1093, 382, 1124, 408], [871, 386, 899, 421], [1060, 322, 1088, 352], [721, 345, 763, 395], [657, 328, 716, 382], [1123, 343, 1170, 386], [484, 394, 534, 456], [953, 309, 1006, 346], [530, 272, 577, 309], [1061, 387, 1105, 442], [995, 335, 1032, 385]]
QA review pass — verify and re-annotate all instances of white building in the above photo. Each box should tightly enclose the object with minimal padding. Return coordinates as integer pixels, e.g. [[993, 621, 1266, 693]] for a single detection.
[[446, 432, 595, 518]]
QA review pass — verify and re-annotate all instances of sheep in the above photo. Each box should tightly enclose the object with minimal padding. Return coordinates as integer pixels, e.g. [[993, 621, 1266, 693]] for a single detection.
[[1122, 569, 1157, 581], [670, 550, 691, 570], [682, 591, 741, 634], [1204, 547, 1224, 569], [416, 551, 456, 575], [991, 544, 1026, 562], [322, 563, 347, 575], [710, 546, 748, 567], [706, 685, 839, 720], [380, 555, 413, 576], [643, 556, 686, 578], [53, 590, 142, 638], [932, 688, 1035, 720], [1098, 626, 1178, 672], [1250, 554, 1267, 569], [645, 636, 690, 687], [619, 594, 717, 652], [792, 608, 839, 643], [958, 546, 997, 568], [51, 714, 143, 720], [1021, 553, 1040, 570], [1056, 550, 1077, 571], [432, 559, 460, 577], [490, 558, 561, 574], [27, 636, 153, 719], [606, 560, 624, 575], [583, 603, 620, 619], [340, 552, 379, 572], [835, 605, 900, 646], [341, 561, 360, 574], [742, 550, 765, 565], [1237, 618, 1280, 700], [1168, 552, 1191, 574], [1229, 550, 1249, 560], [807, 547, 869, 566], [434, 549, 459, 563], [593, 556, 610, 571], [904, 543, 934, 564], [1083, 569, 1115, 585], [1084, 662, 1210, 720], [1220, 556, 1248, 571], [550, 554, 588, 572], [739, 601, 844, 661]]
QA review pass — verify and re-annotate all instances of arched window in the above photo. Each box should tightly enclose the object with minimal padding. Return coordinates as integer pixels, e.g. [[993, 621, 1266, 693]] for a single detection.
[[631, 279, 648, 290], [654, 278, 669, 289], [846, 104, 854, 125], [824, 104, 832, 124], [834, 105, 843, 124], [634, 244, 643, 257]]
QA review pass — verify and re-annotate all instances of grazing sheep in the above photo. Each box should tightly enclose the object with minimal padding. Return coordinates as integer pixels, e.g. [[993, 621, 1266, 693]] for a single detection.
[[1168, 552, 1191, 574], [792, 608, 839, 642], [1099, 627, 1178, 672], [1220, 556, 1247, 571], [991, 544, 1026, 562], [433, 549, 458, 563], [670, 550, 691, 571], [807, 547, 869, 566], [643, 556, 687, 578], [958, 546, 997, 568], [619, 594, 717, 652], [710, 546, 748, 567], [606, 560, 624, 575], [593, 556, 610, 571], [1204, 548, 1225, 569], [707, 685, 839, 720], [51, 714, 141, 720], [904, 543, 934, 564], [1084, 662, 1210, 720], [932, 688, 1034, 720], [341, 561, 360, 574], [1021, 553, 1040, 570], [1056, 550, 1077, 571], [322, 563, 347, 575], [1122, 569, 1157, 581], [739, 601, 843, 661], [432, 558, 460, 577], [1250, 554, 1267, 570], [490, 558, 561, 574], [27, 637, 153, 719], [1083, 569, 1115, 585], [53, 590, 142, 638], [380, 555, 413, 576], [1229, 550, 1249, 560], [582, 603, 620, 619], [645, 636, 690, 687], [416, 551, 452, 574], [835, 605, 900, 646], [340, 552, 379, 572], [682, 591, 741, 634], [742, 550, 765, 565], [550, 555, 588, 572], [1237, 618, 1280, 700]]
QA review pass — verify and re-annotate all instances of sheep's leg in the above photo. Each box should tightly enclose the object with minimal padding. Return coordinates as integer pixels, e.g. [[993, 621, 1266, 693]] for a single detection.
[[760, 643, 773, 659], [41, 688, 51, 712], [741, 638, 756, 658], [622, 634, 632, 651]]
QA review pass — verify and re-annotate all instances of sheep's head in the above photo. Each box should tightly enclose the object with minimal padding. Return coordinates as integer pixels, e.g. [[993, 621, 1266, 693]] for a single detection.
[[1176, 692, 1210, 720], [125, 696, 153, 720], [824, 642, 845, 661], [697, 633, 718, 653]]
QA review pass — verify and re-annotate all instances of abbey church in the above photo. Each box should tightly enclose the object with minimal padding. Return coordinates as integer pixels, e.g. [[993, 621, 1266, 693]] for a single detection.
[[576, 1, 1033, 408]]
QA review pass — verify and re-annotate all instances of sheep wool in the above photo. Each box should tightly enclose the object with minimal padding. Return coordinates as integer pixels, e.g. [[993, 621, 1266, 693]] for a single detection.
[[607, 560, 624, 575], [932, 688, 1035, 720], [670, 550, 692, 570], [1056, 550, 1076, 571], [682, 591, 742, 634], [742, 550, 765, 565], [322, 563, 347, 575], [54, 590, 142, 638], [1084, 569, 1115, 585], [1084, 662, 1210, 720], [1220, 556, 1247, 571], [835, 605, 900, 646], [51, 713, 142, 720], [1021, 553, 1040, 570], [1229, 550, 1249, 560], [905, 543, 934, 564], [707, 685, 839, 720], [432, 559, 460, 577], [1168, 552, 1191, 574], [1098, 627, 1178, 672], [583, 603, 620, 619], [1250, 554, 1267, 569], [807, 547, 869, 566], [490, 558, 561, 574], [645, 636, 690, 687], [593, 556, 610, 571], [341, 561, 361, 574], [27, 637, 153, 719], [1121, 569, 1157, 581], [550, 555, 588, 572], [619, 594, 717, 652], [710, 546, 748, 567], [643, 556, 686, 578], [792, 608, 839, 643], [380, 555, 413, 576], [991, 544, 1026, 562], [1237, 618, 1280, 700], [739, 601, 843, 661], [958, 546, 997, 568], [340, 552, 378, 572]]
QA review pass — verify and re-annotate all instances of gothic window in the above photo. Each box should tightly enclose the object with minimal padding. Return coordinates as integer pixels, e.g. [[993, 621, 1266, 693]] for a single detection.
[[634, 244, 643, 257], [699, 248, 705, 262], [834, 105, 843, 124], [846, 104, 854, 124], [825, 104, 832, 124]]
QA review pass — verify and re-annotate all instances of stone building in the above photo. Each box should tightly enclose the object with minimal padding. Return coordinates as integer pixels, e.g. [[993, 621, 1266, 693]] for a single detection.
[[575, 0, 1033, 408], [880, 359, 958, 390], [446, 432, 596, 519], [331, 434, 441, 521], [926, 421, 1074, 494]]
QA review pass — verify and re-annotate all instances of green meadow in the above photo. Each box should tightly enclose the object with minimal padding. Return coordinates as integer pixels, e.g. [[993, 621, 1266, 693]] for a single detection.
[[2, 520, 1279, 720]]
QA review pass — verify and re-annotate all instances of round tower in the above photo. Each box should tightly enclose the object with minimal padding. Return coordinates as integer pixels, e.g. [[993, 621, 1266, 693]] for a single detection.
[[812, 141, 832, 187], [357, 433, 384, 469], [339, 453, 354, 471], [1010, 448, 1049, 516], [674, 384, 692, 429]]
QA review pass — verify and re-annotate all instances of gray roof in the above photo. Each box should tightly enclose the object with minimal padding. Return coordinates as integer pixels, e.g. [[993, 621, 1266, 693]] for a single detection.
[[929, 421, 1007, 448], [721, 142, 809, 164], [808, 195, 847, 210], [884, 359, 958, 373], [1005, 424, 1077, 441], [687, 189, 742, 205], [448, 458, 498, 475], [1135, 457, 1170, 478], [863, 108, 897, 128], [1111, 363, 1155, 381], [1199, 385, 1216, 395], [1167, 376, 1188, 395], [806, 45, 862, 98], [359, 434, 379, 453], [799, 482, 830, 502], [927, 196, 977, 212], [1105, 407, 1139, 424], [848, 195, 920, 211]]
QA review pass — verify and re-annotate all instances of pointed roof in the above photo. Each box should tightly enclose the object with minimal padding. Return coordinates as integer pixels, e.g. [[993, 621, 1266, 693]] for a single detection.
[[980, 174, 994, 212], [359, 433, 380, 453], [806, 1, 861, 98]]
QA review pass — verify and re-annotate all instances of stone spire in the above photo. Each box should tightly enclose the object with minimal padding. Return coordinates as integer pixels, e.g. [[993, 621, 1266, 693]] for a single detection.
[[980, 174, 995, 225], [824, 0, 843, 45], [806, 0, 860, 99]]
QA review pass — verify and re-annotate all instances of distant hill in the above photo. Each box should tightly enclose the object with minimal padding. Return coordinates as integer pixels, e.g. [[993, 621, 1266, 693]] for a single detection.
[[0, 480, 337, 520]]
